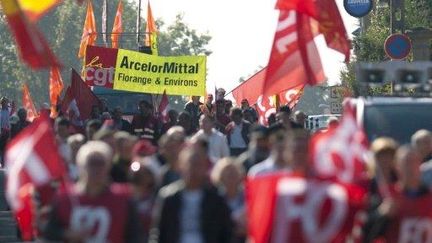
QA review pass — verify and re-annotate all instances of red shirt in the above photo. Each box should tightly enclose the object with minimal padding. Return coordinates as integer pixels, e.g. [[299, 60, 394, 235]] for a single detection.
[[52, 185, 132, 243]]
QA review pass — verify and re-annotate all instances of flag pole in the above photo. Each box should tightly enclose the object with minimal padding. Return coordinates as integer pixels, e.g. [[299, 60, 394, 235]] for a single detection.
[[136, 0, 142, 46]]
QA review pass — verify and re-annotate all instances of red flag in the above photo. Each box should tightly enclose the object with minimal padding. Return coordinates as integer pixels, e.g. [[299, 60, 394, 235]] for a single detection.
[[276, 0, 351, 62], [22, 84, 39, 122], [158, 90, 169, 123], [263, 10, 324, 97], [264, 0, 351, 97], [0, 0, 61, 69], [309, 104, 369, 184], [78, 0, 97, 58], [18, 0, 61, 22], [61, 69, 102, 120], [49, 66, 64, 118], [232, 67, 305, 125], [246, 173, 367, 243], [111, 0, 123, 49], [5, 115, 66, 240]]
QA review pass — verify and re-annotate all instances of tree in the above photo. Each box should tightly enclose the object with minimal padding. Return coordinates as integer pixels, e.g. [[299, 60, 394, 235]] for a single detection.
[[340, 0, 432, 96], [0, 1, 211, 111]]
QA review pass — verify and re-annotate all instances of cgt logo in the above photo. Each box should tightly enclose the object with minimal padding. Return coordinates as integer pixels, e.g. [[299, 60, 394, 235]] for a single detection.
[[84, 67, 115, 87]]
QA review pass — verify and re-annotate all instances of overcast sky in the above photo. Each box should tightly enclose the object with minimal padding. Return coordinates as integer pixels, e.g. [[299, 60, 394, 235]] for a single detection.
[[142, 0, 359, 93]]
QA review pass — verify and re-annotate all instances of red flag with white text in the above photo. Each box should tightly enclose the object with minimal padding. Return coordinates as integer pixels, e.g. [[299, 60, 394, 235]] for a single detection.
[[5, 114, 66, 240], [246, 173, 367, 243], [264, 0, 350, 97], [232, 67, 304, 125], [309, 104, 369, 184], [263, 10, 324, 97]]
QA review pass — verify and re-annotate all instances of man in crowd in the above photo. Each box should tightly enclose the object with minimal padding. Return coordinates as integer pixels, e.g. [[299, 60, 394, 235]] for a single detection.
[[200, 94, 215, 117], [10, 108, 30, 138], [366, 145, 432, 242], [226, 108, 250, 156], [276, 105, 303, 130], [411, 129, 432, 162], [150, 147, 233, 243], [42, 141, 141, 242], [184, 96, 202, 132], [215, 100, 231, 133], [0, 97, 10, 166], [237, 125, 270, 172], [240, 99, 258, 123], [112, 106, 132, 133], [192, 115, 229, 164], [132, 100, 160, 144]]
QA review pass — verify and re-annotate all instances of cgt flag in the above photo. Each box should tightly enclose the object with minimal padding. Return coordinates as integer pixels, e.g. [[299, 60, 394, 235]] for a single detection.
[[246, 173, 367, 243], [78, 0, 97, 58], [0, 0, 61, 69], [5, 114, 66, 240]]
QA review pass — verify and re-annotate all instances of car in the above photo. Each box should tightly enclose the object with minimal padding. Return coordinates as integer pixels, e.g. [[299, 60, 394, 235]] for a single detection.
[[350, 96, 432, 144]]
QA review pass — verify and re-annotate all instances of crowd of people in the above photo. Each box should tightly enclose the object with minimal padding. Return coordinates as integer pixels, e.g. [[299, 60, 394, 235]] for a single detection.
[[1, 87, 432, 242]]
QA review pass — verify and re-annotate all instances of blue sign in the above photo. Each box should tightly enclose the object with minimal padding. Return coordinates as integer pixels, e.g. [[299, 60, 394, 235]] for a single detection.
[[343, 0, 373, 18], [384, 34, 412, 60]]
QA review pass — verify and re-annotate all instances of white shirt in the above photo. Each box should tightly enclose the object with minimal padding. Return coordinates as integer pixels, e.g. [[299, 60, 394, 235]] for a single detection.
[[248, 155, 289, 178], [230, 123, 247, 148], [193, 129, 230, 164], [180, 190, 204, 243]]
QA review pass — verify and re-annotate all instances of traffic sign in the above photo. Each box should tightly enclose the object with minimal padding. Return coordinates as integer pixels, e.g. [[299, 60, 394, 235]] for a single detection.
[[384, 34, 412, 60], [330, 102, 342, 114], [343, 0, 373, 18]]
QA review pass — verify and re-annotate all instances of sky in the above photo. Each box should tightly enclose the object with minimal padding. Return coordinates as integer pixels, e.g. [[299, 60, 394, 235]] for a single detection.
[[145, 0, 360, 94]]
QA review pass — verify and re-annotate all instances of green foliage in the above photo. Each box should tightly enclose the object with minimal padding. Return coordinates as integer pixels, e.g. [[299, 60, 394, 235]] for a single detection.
[[341, 0, 432, 96], [0, 1, 211, 111]]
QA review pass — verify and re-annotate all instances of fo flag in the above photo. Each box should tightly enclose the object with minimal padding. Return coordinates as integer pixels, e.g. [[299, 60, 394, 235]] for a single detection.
[[5, 114, 66, 240], [246, 174, 367, 243], [310, 104, 369, 184]]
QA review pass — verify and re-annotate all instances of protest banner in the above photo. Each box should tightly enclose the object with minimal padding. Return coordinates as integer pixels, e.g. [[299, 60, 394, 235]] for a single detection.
[[84, 45, 207, 96]]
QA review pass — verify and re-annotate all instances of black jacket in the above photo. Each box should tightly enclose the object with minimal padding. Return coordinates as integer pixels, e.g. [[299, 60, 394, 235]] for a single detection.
[[149, 181, 233, 243]]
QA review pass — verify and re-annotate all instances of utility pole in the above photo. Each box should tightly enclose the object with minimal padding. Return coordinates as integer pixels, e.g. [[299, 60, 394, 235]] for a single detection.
[[390, 0, 405, 34], [136, 0, 142, 47]]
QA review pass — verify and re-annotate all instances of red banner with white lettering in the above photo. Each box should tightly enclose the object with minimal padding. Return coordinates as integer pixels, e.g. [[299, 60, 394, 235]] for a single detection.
[[246, 173, 367, 243], [232, 67, 304, 125], [84, 45, 118, 88]]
